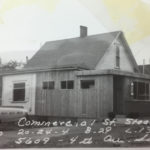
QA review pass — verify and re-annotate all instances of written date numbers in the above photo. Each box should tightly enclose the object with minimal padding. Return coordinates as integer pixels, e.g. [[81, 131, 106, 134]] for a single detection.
[[125, 126, 150, 134], [17, 128, 69, 135]]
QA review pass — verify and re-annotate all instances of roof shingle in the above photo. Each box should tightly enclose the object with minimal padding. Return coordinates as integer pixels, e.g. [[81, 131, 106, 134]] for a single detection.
[[25, 31, 120, 69]]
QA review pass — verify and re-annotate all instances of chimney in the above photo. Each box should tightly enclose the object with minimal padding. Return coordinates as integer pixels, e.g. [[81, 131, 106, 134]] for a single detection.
[[0, 57, 2, 65], [80, 26, 87, 38], [26, 56, 29, 63], [0, 57, 2, 67]]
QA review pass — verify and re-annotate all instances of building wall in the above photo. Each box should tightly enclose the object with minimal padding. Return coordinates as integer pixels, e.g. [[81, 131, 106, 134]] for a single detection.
[[77, 75, 113, 118], [35, 70, 113, 118], [0, 76, 2, 105], [95, 38, 135, 72], [120, 76, 150, 115], [35, 70, 76, 90], [35, 70, 77, 117], [2, 74, 36, 115]]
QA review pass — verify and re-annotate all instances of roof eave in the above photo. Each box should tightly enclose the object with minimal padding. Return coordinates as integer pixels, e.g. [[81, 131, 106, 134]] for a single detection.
[[76, 69, 150, 79], [0, 66, 89, 76]]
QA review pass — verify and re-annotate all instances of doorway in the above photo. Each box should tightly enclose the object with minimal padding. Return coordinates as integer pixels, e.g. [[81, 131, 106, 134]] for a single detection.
[[113, 76, 124, 114]]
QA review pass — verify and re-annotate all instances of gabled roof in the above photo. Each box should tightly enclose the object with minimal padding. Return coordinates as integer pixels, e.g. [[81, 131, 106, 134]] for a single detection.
[[118, 32, 139, 73], [25, 31, 121, 70]]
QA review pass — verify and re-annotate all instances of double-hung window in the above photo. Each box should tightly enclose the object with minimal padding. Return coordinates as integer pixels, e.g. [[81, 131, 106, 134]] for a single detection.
[[132, 81, 149, 100], [13, 83, 25, 102]]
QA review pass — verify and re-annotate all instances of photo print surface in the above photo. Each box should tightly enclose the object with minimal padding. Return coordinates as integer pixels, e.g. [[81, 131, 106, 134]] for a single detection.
[[0, 0, 150, 148]]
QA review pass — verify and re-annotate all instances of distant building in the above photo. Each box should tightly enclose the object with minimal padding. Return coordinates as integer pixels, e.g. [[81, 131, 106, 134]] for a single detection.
[[139, 64, 150, 74], [1, 26, 150, 118]]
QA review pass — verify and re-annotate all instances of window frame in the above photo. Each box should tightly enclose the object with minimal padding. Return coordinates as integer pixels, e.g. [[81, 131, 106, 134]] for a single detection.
[[115, 46, 120, 68], [60, 80, 74, 89], [131, 81, 149, 100], [42, 81, 55, 90], [13, 82, 26, 102], [80, 80, 95, 89]]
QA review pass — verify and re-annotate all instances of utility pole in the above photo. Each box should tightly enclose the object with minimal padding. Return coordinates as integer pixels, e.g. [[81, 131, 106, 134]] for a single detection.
[[143, 59, 145, 74]]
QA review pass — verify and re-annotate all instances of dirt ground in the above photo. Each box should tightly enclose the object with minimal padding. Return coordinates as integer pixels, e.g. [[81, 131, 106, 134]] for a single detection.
[[1, 119, 150, 148]]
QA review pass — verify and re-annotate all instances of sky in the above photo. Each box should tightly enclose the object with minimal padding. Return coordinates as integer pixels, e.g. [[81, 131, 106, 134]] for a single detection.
[[0, 0, 150, 64]]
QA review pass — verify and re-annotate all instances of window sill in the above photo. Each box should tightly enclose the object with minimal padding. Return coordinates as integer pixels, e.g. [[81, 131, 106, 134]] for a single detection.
[[11, 101, 29, 103], [61, 89, 74, 90], [127, 100, 150, 102], [114, 67, 120, 70]]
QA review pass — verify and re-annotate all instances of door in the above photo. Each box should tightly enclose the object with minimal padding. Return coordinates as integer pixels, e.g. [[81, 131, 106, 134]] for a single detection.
[[113, 76, 124, 114]]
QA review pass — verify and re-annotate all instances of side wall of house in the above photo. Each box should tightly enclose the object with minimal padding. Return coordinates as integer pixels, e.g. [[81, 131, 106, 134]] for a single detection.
[[76, 74, 113, 118], [0, 76, 2, 105], [2, 74, 36, 115], [35, 70, 113, 118], [35, 70, 77, 117]]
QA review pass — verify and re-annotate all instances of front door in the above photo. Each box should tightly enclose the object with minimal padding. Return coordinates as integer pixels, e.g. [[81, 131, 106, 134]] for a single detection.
[[113, 76, 124, 114]]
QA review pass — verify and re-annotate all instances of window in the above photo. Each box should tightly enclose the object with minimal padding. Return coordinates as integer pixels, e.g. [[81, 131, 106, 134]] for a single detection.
[[132, 81, 149, 100], [81, 80, 95, 89], [61, 81, 66, 89], [68, 81, 74, 89], [43, 81, 55, 90], [116, 46, 120, 68], [13, 83, 25, 102], [61, 80, 74, 89]]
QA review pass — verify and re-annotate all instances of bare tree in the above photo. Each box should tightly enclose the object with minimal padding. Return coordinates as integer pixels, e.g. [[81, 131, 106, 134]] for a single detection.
[[1, 60, 25, 71]]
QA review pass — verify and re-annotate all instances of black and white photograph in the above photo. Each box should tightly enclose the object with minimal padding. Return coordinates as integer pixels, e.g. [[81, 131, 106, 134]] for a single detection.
[[0, 0, 150, 148]]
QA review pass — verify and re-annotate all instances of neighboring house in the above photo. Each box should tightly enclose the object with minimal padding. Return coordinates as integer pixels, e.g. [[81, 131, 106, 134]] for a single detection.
[[1, 26, 150, 118], [139, 64, 150, 75], [0, 68, 15, 106]]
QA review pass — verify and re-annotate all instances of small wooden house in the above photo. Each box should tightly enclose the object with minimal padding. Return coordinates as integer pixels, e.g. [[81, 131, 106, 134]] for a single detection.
[[2, 26, 150, 118]]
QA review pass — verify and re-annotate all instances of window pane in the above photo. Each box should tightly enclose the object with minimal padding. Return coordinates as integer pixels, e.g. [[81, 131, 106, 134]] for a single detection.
[[133, 82, 137, 99], [116, 57, 120, 68], [133, 81, 149, 100], [116, 46, 120, 68], [48, 81, 55, 89], [13, 89, 25, 101], [13, 82, 25, 101], [81, 80, 95, 89], [138, 82, 145, 100], [67, 80, 74, 89], [43, 81, 55, 90], [116, 46, 120, 57], [146, 83, 149, 99], [61, 81, 66, 89], [43, 82, 48, 89]]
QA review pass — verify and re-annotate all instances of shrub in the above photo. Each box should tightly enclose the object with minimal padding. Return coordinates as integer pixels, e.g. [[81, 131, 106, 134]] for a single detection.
[[126, 112, 139, 119], [107, 112, 116, 120]]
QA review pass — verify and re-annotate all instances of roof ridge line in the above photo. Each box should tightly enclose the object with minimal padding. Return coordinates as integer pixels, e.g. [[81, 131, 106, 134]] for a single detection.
[[43, 31, 122, 45]]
